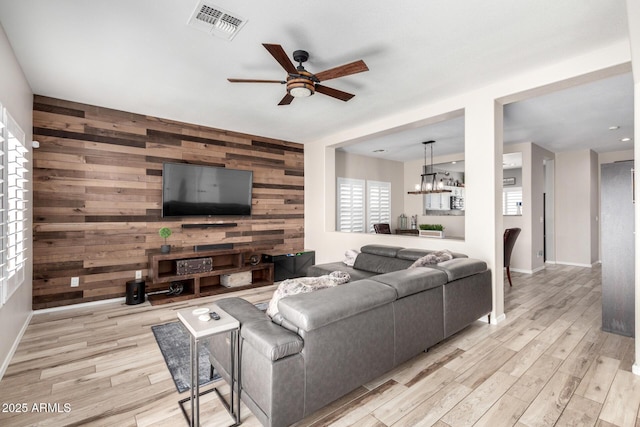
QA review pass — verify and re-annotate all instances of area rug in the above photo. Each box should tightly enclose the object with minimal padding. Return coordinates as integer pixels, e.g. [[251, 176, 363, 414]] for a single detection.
[[152, 301, 270, 393], [151, 321, 220, 393]]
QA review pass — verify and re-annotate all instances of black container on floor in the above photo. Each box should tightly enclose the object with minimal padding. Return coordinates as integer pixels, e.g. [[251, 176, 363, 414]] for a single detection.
[[125, 280, 145, 305]]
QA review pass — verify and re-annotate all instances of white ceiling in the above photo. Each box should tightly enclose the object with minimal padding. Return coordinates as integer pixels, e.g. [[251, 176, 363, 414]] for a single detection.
[[338, 72, 635, 162], [0, 0, 633, 158]]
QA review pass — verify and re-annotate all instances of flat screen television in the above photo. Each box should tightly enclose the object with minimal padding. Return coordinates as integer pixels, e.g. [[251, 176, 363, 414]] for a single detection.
[[162, 163, 253, 217]]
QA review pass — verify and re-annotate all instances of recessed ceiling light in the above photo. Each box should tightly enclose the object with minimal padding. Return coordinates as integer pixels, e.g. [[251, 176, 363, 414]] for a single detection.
[[372, 149, 386, 153], [451, 161, 457, 164], [620, 137, 632, 142], [609, 126, 620, 130]]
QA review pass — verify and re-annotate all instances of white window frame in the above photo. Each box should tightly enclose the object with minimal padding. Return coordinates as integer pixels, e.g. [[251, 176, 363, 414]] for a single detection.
[[503, 187, 523, 216], [337, 177, 365, 233], [1, 104, 29, 305], [366, 180, 391, 233]]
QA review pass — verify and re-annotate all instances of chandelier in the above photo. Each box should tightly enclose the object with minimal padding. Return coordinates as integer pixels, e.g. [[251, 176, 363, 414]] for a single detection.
[[407, 140, 451, 194]]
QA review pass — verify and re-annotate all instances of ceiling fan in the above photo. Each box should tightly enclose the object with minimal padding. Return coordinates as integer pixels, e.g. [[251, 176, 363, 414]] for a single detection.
[[228, 43, 369, 105]]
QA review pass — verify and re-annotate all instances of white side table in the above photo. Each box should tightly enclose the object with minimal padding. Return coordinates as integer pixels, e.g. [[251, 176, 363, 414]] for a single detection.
[[177, 304, 241, 426]]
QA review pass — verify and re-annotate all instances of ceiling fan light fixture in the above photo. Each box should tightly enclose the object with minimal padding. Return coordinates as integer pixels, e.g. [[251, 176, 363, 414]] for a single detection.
[[286, 73, 315, 97], [228, 43, 367, 104], [289, 85, 313, 97]]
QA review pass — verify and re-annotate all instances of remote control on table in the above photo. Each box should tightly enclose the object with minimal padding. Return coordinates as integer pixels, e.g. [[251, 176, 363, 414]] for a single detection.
[[210, 311, 220, 320]]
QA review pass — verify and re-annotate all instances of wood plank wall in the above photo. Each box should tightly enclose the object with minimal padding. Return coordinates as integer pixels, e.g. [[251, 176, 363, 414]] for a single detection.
[[32, 95, 304, 309]]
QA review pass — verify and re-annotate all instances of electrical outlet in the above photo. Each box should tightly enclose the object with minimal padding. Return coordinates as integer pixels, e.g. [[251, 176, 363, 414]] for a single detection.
[[537, 250, 544, 257], [135, 270, 142, 280], [70, 277, 80, 287]]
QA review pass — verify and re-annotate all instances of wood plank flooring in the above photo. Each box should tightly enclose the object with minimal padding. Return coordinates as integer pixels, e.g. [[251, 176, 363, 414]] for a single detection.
[[0, 264, 638, 426]]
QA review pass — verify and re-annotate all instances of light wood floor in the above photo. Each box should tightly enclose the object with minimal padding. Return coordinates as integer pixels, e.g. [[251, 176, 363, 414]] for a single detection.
[[0, 264, 638, 427]]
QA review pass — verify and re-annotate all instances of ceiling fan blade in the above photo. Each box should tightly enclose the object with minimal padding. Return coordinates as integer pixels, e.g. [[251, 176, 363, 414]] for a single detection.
[[227, 78, 285, 84], [314, 60, 369, 82], [263, 44, 297, 74], [278, 93, 294, 105], [315, 85, 355, 102]]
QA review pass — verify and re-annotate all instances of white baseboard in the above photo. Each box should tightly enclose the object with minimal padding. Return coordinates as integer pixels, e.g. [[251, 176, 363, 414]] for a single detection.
[[510, 265, 546, 275], [34, 297, 126, 315], [490, 312, 506, 325], [553, 261, 597, 268], [0, 311, 33, 381], [633, 363, 640, 376]]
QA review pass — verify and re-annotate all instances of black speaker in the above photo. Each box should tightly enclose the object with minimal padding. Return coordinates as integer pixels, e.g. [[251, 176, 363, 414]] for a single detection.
[[125, 280, 145, 305], [194, 243, 234, 252]]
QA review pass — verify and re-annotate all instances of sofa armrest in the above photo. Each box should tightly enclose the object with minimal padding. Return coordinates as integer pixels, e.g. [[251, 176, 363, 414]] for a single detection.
[[436, 258, 487, 281], [216, 297, 270, 325], [242, 321, 304, 361]]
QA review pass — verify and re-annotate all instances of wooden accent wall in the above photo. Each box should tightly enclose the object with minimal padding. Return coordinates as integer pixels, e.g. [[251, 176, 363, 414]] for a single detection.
[[32, 95, 304, 309]]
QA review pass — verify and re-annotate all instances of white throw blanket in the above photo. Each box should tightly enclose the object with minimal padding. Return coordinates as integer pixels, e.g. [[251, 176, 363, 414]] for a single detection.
[[408, 250, 454, 268], [266, 271, 350, 318]]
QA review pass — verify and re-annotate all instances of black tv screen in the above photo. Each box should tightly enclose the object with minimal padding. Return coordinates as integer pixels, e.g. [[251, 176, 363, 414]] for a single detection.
[[162, 163, 253, 217]]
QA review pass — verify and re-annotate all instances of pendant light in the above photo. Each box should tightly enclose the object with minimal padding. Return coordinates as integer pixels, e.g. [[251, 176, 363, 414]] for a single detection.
[[407, 140, 451, 195]]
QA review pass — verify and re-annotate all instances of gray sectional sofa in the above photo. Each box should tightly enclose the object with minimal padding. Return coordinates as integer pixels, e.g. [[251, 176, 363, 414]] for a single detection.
[[208, 244, 492, 427]]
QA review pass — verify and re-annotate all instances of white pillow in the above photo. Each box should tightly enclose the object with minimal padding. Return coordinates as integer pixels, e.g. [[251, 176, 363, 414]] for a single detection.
[[343, 249, 360, 266]]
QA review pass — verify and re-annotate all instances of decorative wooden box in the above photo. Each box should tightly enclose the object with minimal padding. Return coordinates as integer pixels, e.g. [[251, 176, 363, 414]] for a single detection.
[[176, 257, 213, 275], [221, 271, 252, 288], [419, 230, 445, 239]]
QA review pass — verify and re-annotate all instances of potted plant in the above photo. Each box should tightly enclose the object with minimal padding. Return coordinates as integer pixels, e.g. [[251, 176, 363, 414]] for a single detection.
[[418, 224, 445, 238], [158, 227, 172, 253]]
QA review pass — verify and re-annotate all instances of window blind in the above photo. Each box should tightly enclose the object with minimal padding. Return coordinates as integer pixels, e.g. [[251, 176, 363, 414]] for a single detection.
[[367, 180, 391, 233], [336, 177, 365, 232], [1, 106, 28, 304], [503, 187, 522, 215]]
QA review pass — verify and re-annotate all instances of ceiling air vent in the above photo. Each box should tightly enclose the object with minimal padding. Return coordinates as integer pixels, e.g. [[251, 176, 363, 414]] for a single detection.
[[187, 1, 247, 41]]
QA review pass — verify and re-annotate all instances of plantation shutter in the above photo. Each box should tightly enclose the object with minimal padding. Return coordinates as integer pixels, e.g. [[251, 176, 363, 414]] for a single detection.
[[337, 177, 365, 232], [1, 106, 28, 304], [0, 101, 4, 307], [367, 180, 391, 233]]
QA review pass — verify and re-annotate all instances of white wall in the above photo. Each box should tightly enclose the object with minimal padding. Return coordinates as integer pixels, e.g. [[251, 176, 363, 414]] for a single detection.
[[504, 144, 531, 272], [623, 0, 640, 376], [545, 159, 556, 262], [0, 24, 33, 380], [589, 150, 600, 264], [531, 143, 555, 271], [555, 150, 599, 266], [502, 143, 553, 274], [306, 39, 631, 324], [335, 151, 404, 232]]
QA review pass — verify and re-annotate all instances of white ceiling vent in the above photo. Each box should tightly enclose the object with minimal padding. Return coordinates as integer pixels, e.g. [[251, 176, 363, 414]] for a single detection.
[[188, 1, 247, 41]]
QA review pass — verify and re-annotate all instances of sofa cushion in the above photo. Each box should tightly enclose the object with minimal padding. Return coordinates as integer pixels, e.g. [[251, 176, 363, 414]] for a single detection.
[[242, 321, 304, 361], [266, 271, 350, 318], [360, 244, 404, 257], [435, 258, 488, 281], [353, 253, 413, 274], [307, 262, 377, 281], [371, 267, 448, 298], [277, 280, 397, 331], [397, 248, 468, 261]]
